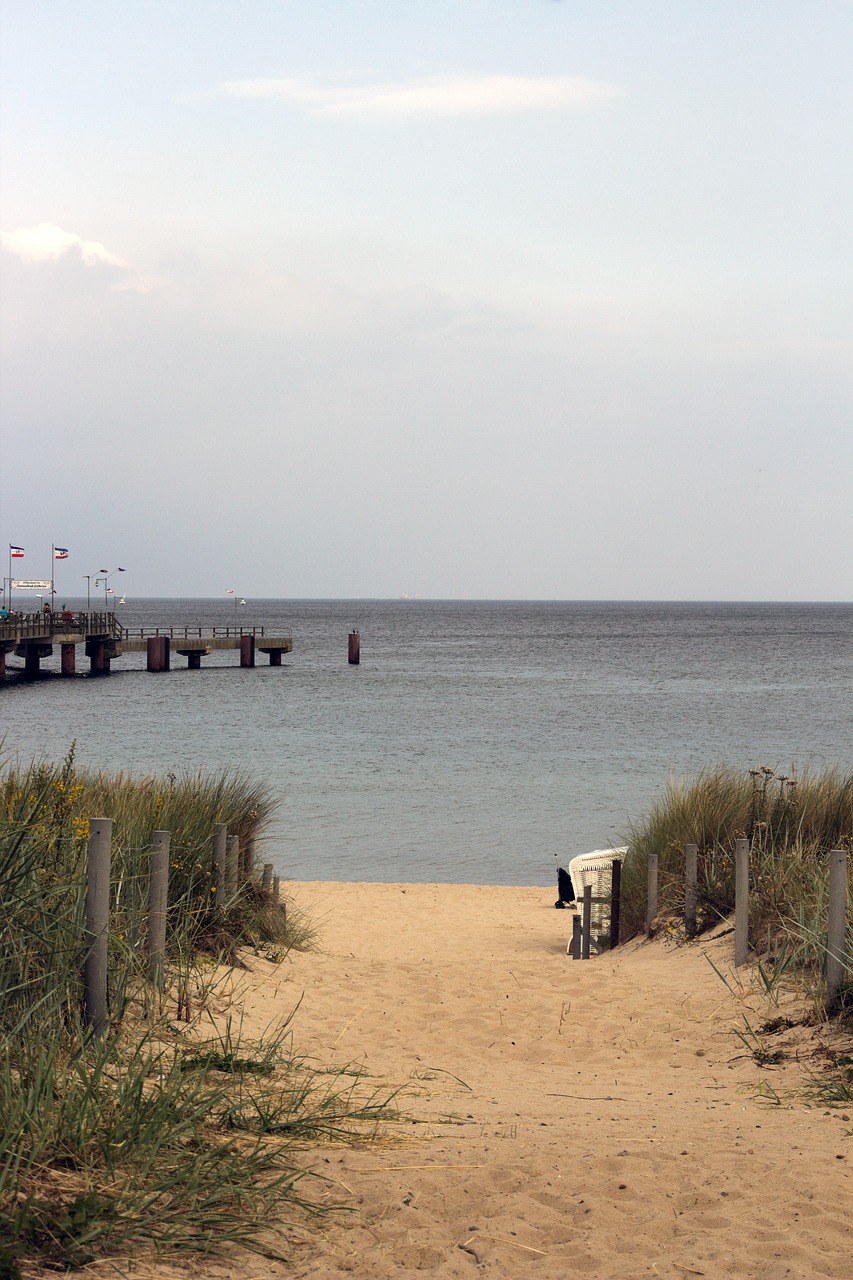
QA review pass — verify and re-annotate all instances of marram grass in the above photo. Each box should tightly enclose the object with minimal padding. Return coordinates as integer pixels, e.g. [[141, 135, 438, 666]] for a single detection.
[[618, 765, 853, 1010], [0, 750, 396, 1276]]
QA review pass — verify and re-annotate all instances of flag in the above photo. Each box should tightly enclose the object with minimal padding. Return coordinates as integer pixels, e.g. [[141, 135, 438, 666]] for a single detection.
[[10, 545, 24, 558], [54, 547, 69, 559]]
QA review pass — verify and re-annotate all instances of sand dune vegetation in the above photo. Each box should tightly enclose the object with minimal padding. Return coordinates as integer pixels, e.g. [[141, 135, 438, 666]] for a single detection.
[[0, 752, 397, 1277], [619, 765, 853, 1014]]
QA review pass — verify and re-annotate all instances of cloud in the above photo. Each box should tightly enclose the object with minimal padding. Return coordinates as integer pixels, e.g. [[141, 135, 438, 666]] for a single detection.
[[0, 222, 128, 269], [220, 73, 623, 120]]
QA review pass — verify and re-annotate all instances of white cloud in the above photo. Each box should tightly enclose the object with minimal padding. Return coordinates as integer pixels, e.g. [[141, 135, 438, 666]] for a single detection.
[[220, 73, 623, 120], [0, 222, 128, 268]]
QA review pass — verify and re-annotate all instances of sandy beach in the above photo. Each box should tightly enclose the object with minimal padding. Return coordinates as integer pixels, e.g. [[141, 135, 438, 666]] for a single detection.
[[62, 882, 853, 1279]]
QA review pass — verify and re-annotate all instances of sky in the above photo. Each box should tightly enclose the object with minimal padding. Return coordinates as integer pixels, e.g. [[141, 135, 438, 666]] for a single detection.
[[1, 0, 851, 601]]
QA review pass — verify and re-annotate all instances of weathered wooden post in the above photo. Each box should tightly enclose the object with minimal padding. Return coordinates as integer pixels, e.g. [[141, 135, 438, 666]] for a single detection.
[[240, 634, 255, 667], [226, 835, 239, 893], [581, 884, 592, 960], [242, 836, 255, 881], [685, 844, 698, 939], [348, 630, 360, 664], [148, 830, 170, 989], [609, 858, 622, 950], [826, 849, 849, 1011], [570, 914, 582, 960], [273, 875, 280, 901], [84, 818, 113, 1032], [146, 636, 161, 672], [262, 862, 274, 891], [735, 837, 750, 967], [212, 823, 227, 911], [646, 851, 659, 934], [61, 642, 76, 675]]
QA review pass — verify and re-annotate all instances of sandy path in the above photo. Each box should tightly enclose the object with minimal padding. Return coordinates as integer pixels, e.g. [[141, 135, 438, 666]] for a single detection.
[[218, 882, 851, 1280]]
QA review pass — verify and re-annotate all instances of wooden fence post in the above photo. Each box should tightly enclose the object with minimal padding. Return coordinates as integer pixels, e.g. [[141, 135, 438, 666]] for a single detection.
[[226, 835, 239, 893], [826, 849, 849, 1011], [273, 875, 280, 901], [646, 851, 659, 934], [570, 914, 582, 960], [148, 830, 170, 989], [212, 823, 227, 911], [262, 862, 274, 891], [735, 838, 750, 967], [84, 818, 113, 1032], [685, 844, 698, 939], [242, 836, 255, 882], [609, 858, 622, 950], [581, 884, 592, 960]]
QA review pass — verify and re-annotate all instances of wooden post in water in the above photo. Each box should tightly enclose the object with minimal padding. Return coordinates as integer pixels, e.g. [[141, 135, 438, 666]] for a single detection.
[[581, 884, 592, 960], [240, 634, 255, 667], [262, 862, 274, 891], [146, 636, 161, 672], [61, 642, 76, 675], [685, 844, 698, 939], [148, 830, 170, 989], [646, 851, 659, 934], [826, 849, 849, 1011], [609, 858, 622, 950], [735, 838, 750, 967], [348, 630, 360, 664], [161, 635, 171, 671], [212, 823, 227, 911], [84, 818, 113, 1032], [570, 914, 582, 960], [226, 835, 239, 893]]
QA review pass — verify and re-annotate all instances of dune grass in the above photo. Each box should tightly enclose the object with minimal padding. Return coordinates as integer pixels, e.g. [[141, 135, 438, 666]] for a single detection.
[[618, 765, 853, 1011], [0, 750, 396, 1276]]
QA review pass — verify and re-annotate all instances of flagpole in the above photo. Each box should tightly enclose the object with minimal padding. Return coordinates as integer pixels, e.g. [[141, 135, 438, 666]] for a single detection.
[[51, 544, 55, 611]]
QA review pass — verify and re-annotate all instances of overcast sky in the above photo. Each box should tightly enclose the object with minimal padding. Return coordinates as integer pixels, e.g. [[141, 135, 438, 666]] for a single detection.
[[1, 0, 851, 600]]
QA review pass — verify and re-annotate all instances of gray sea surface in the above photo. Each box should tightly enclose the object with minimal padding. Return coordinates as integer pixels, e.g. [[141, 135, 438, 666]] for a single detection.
[[2, 600, 851, 885]]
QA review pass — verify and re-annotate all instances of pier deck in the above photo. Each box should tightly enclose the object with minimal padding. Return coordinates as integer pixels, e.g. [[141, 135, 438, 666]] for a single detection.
[[0, 612, 293, 678]]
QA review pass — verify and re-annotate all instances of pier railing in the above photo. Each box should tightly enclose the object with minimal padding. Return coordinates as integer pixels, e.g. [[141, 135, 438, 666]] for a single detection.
[[0, 614, 289, 643], [117, 625, 288, 641]]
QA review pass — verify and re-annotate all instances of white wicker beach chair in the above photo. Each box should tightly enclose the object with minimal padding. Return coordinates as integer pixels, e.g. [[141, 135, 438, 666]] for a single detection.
[[567, 847, 627, 942]]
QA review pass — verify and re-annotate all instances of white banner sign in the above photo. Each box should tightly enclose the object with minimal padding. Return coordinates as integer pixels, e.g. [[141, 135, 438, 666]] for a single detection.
[[11, 579, 52, 590]]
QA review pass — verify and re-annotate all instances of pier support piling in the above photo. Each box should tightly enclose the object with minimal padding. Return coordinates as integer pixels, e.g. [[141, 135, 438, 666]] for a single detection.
[[61, 642, 76, 676], [240, 634, 255, 667]]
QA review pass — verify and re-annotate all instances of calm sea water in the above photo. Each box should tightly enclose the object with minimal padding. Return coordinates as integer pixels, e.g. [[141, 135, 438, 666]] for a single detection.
[[2, 600, 851, 885]]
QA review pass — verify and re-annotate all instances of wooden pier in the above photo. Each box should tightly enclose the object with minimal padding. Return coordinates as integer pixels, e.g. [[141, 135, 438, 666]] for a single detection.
[[0, 612, 293, 679]]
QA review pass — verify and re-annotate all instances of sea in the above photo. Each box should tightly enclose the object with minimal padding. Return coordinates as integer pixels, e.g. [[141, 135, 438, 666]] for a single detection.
[[2, 599, 851, 886]]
